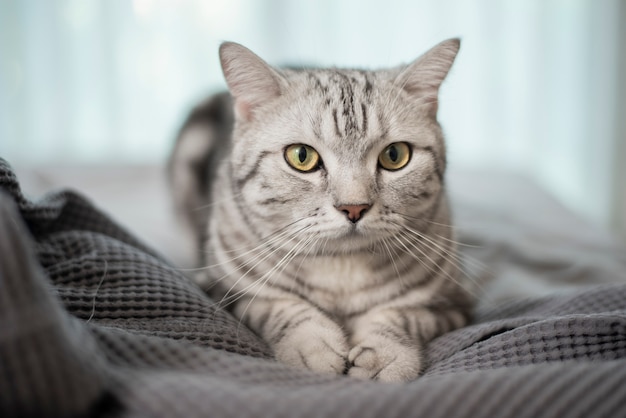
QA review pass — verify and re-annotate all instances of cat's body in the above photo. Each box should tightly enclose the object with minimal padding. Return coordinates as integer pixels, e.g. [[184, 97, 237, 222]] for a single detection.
[[169, 39, 472, 382]]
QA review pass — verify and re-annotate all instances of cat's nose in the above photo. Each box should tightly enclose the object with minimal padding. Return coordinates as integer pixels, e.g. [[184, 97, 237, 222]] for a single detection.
[[335, 204, 371, 223]]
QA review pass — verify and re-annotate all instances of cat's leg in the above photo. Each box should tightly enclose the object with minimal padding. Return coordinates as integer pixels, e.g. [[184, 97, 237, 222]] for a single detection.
[[235, 296, 349, 375], [347, 306, 467, 382]]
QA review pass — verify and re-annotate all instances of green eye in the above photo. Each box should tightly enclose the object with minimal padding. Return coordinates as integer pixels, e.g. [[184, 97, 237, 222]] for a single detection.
[[284, 144, 321, 172], [378, 142, 411, 171]]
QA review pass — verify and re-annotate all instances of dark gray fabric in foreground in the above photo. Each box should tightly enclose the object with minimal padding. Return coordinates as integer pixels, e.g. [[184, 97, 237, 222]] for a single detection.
[[1, 158, 626, 418]]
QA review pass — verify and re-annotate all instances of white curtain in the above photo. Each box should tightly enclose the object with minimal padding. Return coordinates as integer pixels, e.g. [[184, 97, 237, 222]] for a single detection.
[[0, 0, 622, 230]]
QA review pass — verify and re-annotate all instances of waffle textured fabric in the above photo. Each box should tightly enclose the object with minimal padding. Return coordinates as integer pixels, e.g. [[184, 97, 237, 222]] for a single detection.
[[1, 157, 626, 418]]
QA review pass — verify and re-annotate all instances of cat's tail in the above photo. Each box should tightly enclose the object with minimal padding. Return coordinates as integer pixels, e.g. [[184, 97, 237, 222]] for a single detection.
[[167, 92, 233, 266]]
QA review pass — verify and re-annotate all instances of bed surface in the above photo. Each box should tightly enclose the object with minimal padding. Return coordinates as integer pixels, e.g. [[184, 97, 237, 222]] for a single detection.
[[2, 159, 626, 417]]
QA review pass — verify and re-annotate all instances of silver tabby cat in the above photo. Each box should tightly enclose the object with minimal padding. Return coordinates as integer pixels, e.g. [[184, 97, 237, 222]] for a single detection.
[[169, 38, 472, 382]]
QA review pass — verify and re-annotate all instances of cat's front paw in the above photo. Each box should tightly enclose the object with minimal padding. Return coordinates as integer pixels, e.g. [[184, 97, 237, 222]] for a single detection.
[[348, 335, 422, 382], [274, 318, 349, 376]]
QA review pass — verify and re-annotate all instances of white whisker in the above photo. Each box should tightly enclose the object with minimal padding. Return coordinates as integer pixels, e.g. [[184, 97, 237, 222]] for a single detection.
[[214, 225, 314, 310], [402, 224, 489, 275], [191, 191, 244, 212], [392, 231, 482, 300], [434, 233, 485, 249], [381, 237, 399, 275], [235, 233, 316, 336]]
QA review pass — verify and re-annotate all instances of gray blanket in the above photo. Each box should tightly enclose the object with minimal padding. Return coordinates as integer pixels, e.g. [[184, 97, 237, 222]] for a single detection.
[[1, 157, 626, 418]]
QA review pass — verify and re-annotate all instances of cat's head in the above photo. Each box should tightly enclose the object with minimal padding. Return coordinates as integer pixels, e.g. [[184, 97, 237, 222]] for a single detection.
[[219, 39, 460, 254]]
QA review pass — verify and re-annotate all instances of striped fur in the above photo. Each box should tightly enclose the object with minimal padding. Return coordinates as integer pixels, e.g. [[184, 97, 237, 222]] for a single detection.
[[169, 39, 472, 382]]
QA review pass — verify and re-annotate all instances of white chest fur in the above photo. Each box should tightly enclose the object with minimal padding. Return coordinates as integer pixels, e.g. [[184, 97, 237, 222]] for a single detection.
[[307, 255, 374, 290], [299, 254, 385, 316]]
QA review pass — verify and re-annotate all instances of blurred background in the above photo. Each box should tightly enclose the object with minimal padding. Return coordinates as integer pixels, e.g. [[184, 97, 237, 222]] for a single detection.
[[1, 0, 625, 242]]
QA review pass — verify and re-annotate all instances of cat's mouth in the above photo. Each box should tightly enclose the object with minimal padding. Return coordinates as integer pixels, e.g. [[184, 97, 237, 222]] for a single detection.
[[340, 222, 363, 236], [305, 223, 391, 255], [330, 223, 376, 245]]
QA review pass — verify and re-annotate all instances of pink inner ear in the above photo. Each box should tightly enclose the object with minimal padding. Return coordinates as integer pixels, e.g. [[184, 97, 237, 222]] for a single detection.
[[235, 99, 253, 122], [404, 84, 439, 117]]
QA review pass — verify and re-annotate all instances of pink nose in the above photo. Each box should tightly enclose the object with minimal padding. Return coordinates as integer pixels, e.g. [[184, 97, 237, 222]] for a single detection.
[[335, 204, 371, 223]]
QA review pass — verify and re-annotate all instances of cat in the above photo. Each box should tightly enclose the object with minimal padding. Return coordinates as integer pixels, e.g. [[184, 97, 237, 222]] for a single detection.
[[168, 38, 472, 382]]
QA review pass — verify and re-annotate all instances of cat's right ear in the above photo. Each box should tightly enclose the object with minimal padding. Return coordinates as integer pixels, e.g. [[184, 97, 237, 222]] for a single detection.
[[219, 42, 284, 122], [394, 38, 461, 117]]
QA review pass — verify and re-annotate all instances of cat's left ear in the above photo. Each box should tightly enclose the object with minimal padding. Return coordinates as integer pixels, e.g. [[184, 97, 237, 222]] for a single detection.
[[219, 42, 285, 122], [395, 38, 460, 116]]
